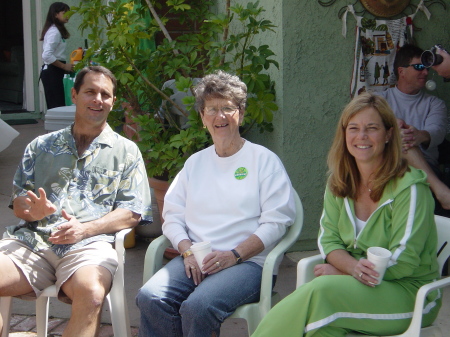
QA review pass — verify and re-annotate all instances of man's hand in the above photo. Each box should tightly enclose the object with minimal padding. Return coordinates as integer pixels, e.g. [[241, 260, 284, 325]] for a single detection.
[[432, 47, 450, 78], [49, 209, 86, 245], [400, 125, 430, 150], [397, 119, 430, 152], [396, 118, 407, 129], [19, 188, 57, 221]]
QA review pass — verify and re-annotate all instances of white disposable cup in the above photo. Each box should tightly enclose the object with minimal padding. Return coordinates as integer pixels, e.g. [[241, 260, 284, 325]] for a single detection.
[[367, 247, 392, 285], [190, 241, 212, 269]]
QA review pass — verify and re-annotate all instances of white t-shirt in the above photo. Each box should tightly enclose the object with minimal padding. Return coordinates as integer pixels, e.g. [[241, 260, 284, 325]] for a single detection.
[[355, 217, 367, 236], [162, 140, 296, 273]]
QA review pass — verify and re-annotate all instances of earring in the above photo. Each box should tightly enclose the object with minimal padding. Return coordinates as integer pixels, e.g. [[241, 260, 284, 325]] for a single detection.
[[385, 140, 389, 144]]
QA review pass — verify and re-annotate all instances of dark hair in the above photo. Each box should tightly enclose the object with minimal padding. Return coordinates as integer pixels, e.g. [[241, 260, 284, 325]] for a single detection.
[[393, 44, 424, 79], [74, 66, 117, 96], [40, 2, 70, 41], [193, 70, 247, 113]]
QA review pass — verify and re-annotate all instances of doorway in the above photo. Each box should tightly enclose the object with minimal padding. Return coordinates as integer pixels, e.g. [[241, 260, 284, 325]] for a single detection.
[[0, 0, 41, 114], [0, 1, 25, 112]]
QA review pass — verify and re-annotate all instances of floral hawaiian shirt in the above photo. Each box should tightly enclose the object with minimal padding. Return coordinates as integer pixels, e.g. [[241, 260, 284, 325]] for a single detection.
[[6, 124, 152, 257]]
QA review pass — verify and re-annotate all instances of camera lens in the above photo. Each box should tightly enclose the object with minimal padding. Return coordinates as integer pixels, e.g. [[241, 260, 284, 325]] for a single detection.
[[421, 50, 444, 67], [421, 50, 435, 68], [434, 54, 444, 66]]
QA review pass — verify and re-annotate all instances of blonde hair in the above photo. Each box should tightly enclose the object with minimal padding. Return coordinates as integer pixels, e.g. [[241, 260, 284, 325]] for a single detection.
[[327, 93, 409, 201]]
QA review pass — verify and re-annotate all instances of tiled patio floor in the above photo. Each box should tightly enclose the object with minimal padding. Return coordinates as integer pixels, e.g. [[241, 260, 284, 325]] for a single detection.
[[6, 314, 139, 337]]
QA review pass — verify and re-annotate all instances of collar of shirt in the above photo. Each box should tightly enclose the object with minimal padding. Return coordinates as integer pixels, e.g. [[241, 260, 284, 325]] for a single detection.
[[59, 123, 117, 158]]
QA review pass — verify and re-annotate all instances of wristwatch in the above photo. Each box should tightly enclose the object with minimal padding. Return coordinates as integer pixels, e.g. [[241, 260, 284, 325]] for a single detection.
[[231, 249, 242, 264], [182, 249, 193, 258]]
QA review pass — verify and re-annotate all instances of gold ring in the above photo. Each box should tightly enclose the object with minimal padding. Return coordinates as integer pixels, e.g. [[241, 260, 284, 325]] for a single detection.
[[190, 266, 196, 270], [359, 272, 363, 278], [215, 261, 220, 268]]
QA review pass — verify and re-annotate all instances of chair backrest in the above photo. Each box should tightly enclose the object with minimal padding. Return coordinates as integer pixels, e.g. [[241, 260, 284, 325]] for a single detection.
[[257, 189, 304, 309], [434, 215, 450, 274], [277, 190, 304, 252]]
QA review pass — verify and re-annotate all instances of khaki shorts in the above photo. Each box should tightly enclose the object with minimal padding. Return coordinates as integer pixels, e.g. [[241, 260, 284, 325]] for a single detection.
[[0, 239, 118, 302]]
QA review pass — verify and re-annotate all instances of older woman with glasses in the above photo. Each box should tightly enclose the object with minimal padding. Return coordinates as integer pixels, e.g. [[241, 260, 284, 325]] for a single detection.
[[136, 70, 296, 337]]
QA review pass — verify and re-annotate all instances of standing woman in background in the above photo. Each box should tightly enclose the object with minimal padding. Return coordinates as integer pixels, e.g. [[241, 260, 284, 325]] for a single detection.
[[40, 2, 74, 109]]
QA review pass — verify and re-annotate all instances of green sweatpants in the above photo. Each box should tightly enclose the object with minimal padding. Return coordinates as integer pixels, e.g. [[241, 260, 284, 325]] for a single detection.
[[251, 275, 441, 337]]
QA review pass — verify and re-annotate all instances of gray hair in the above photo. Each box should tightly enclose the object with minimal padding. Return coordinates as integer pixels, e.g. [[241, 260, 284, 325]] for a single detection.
[[193, 70, 247, 113]]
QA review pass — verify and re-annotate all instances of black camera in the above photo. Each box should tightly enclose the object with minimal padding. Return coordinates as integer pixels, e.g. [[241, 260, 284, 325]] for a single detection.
[[421, 44, 449, 68]]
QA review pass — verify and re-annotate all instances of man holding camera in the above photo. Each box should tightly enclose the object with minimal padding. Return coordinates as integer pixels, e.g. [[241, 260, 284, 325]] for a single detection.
[[378, 44, 450, 211]]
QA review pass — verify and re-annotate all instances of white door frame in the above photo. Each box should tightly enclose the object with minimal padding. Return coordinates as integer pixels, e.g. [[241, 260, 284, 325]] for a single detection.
[[22, 0, 43, 112]]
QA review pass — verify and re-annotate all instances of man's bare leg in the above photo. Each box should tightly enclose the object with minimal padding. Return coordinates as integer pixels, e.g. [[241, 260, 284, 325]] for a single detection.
[[61, 265, 112, 337], [0, 253, 34, 335], [404, 147, 450, 209]]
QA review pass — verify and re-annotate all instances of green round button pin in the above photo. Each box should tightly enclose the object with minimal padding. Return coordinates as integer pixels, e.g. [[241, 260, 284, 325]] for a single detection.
[[234, 167, 248, 180]]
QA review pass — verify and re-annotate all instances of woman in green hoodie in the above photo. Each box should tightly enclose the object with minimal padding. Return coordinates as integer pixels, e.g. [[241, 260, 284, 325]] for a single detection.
[[252, 93, 441, 337]]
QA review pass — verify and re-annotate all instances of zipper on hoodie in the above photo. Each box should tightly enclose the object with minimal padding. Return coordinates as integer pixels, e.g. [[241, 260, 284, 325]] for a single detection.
[[349, 198, 394, 249]]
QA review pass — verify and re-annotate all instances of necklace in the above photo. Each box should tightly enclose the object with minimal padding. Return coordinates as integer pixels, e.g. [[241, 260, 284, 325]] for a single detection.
[[363, 181, 372, 193]]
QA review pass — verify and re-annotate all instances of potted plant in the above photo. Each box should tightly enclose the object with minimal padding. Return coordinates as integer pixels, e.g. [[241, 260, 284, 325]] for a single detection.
[[72, 0, 279, 227]]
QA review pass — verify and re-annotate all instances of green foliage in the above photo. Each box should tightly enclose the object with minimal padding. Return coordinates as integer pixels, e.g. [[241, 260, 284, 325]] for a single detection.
[[72, 0, 279, 181]]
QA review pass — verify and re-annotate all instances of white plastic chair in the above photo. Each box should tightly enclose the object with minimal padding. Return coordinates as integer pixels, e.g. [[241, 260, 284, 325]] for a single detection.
[[142, 190, 304, 335], [296, 215, 450, 337], [0, 228, 132, 337]]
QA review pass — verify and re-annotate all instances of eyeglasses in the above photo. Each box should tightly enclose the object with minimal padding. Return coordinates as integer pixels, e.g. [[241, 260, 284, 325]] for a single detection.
[[204, 106, 239, 116], [401, 63, 427, 71]]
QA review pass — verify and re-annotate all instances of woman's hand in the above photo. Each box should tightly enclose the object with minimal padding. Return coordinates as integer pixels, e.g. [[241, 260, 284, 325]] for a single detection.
[[202, 250, 237, 275], [62, 63, 74, 73], [53, 60, 74, 73], [183, 255, 204, 286], [352, 258, 378, 287], [314, 263, 346, 276], [325, 250, 378, 287]]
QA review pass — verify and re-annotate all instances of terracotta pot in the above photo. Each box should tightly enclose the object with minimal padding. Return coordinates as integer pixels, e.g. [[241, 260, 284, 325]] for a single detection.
[[148, 177, 169, 225], [148, 177, 178, 259], [164, 247, 180, 260], [124, 227, 136, 249]]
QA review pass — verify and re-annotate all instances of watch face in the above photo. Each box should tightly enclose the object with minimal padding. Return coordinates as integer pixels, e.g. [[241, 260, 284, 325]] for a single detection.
[[231, 249, 242, 263]]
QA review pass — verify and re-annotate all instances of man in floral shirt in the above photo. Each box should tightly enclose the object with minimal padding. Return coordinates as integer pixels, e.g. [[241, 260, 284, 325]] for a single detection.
[[0, 66, 151, 336]]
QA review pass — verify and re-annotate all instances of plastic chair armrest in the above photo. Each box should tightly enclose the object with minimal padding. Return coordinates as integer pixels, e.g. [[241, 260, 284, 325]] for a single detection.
[[258, 245, 282, 312], [142, 235, 172, 284], [401, 276, 450, 337], [296, 254, 323, 288], [115, 228, 132, 258]]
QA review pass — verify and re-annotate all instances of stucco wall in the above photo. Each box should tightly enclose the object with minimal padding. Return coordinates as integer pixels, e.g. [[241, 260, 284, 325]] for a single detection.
[[281, 2, 356, 250]]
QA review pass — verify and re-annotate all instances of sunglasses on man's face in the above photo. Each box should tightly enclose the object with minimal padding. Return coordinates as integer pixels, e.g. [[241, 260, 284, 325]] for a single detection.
[[402, 63, 427, 71]]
